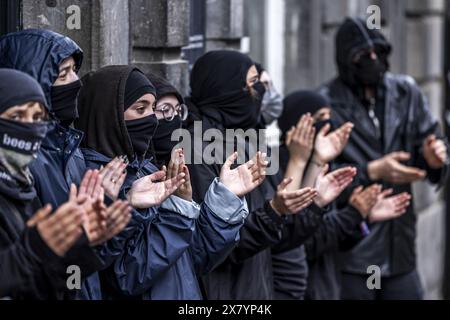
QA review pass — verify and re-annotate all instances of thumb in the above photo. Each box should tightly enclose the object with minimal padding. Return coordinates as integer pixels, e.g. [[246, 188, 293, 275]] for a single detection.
[[278, 177, 293, 192], [318, 123, 331, 137], [27, 204, 52, 227], [391, 151, 411, 162], [426, 134, 436, 146], [223, 152, 238, 172], [69, 184, 78, 202]]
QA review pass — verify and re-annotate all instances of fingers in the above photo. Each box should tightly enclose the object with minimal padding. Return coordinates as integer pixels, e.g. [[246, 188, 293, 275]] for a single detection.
[[79, 170, 93, 196], [281, 187, 316, 201], [165, 173, 186, 195], [278, 177, 293, 192], [149, 170, 167, 183], [86, 170, 99, 197], [27, 204, 52, 227], [69, 184, 78, 203], [390, 151, 411, 162], [393, 163, 426, 183]]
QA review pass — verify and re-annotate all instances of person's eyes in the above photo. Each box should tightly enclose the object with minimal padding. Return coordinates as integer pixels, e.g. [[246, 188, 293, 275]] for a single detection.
[[10, 113, 21, 121], [33, 114, 44, 122], [135, 105, 149, 115]]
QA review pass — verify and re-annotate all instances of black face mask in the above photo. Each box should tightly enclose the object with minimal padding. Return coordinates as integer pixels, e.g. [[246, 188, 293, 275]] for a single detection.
[[0, 118, 48, 200], [353, 56, 387, 87], [126, 114, 159, 158], [152, 116, 183, 166], [51, 80, 82, 125], [248, 80, 266, 127]]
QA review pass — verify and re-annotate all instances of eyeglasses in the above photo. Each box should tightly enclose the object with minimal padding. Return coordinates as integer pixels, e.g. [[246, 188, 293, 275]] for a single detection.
[[154, 103, 188, 122]]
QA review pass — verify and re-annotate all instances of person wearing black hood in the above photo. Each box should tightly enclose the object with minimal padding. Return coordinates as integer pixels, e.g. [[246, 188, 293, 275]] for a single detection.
[[0, 68, 90, 299], [272, 90, 411, 300], [186, 50, 355, 300], [319, 17, 449, 299], [76, 65, 266, 300], [0, 29, 133, 300]]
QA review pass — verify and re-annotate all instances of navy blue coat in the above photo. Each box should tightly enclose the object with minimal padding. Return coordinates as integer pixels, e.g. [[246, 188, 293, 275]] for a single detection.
[[0, 29, 103, 300], [83, 148, 248, 300]]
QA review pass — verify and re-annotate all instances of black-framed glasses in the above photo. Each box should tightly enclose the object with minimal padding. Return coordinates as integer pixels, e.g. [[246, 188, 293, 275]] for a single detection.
[[154, 103, 188, 121]]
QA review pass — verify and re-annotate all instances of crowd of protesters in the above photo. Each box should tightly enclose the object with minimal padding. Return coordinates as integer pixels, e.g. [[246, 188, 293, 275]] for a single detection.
[[0, 17, 448, 300]]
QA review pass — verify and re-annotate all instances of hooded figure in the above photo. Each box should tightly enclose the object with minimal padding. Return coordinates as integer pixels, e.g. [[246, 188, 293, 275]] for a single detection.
[[273, 90, 366, 300], [319, 17, 449, 299], [188, 50, 266, 130], [146, 73, 186, 168], [187, 51, 327, 300], [0, 29, 103, 300], [76, 65, 249, 300], [0, 69, 72, 300]]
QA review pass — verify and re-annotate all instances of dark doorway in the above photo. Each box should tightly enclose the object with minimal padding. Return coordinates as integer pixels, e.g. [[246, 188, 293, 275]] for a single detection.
[[181, 0, 206, 71], [0, 0, 21, 36]]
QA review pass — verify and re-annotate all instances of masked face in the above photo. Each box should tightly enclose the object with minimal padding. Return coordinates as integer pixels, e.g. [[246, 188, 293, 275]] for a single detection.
[[51, 80, 82, 125], [352, 50, 387, 87], [260, 82, 283, 125], [151, 115, 183, 166], [126, 114, 159, 158], [0, 118, 47, 183]]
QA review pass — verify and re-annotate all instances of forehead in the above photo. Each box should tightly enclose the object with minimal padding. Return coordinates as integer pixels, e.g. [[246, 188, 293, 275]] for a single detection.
[[59, 57, 76, 69], [157, 94, 179, 104]]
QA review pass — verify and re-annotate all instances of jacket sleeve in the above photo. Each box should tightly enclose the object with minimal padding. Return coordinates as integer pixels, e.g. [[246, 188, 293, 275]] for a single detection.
[[108, 198, 197, 297], [189, 162, 286, 265], [271, 204, 327, 254], [409, 83, 449, 185], [303, 206, 364, 261], [0, 227, 67, 299], [190, 178, 248, 275]]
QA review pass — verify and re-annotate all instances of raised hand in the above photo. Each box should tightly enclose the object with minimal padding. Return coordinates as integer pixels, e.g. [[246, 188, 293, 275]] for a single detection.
[[167, 149, 193, 201], [349, 184, 382, 218], [271, 177, 318, 215], [126, 170, 186, 209], [314, 165, 357, 208], [99, 157, 128, 200], [77, 170, 108, 245], [286, 114, 316, 163], [368, 151, 426, 184], [423, 135, 447, 169], [368, 189, 411, 223], [312, 122, 353, 164], [27, 186, 85, 257], [89, 200, 132, 246], [220, 151, 268, 198]]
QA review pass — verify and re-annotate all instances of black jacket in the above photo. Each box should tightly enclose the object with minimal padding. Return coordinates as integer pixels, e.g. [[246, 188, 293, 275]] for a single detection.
[[0, 194, 69, 300], [188, 119, 326, 300], [319, 74, 448, 276]]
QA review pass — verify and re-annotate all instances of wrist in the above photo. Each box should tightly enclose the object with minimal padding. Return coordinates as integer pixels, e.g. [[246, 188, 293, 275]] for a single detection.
[[270, 199, 284, 217], [367, 160, 380, 181], [311, 154, 326, 167]]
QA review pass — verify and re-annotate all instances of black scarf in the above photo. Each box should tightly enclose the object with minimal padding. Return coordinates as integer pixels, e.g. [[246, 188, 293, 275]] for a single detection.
[[51, 80, 82, 126], [189, 50, 265, 130]]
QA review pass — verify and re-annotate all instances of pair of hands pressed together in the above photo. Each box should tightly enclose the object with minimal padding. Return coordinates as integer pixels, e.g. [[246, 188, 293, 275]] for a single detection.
[[27, 160, 133, 257], [350, 184, 411, 223]]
